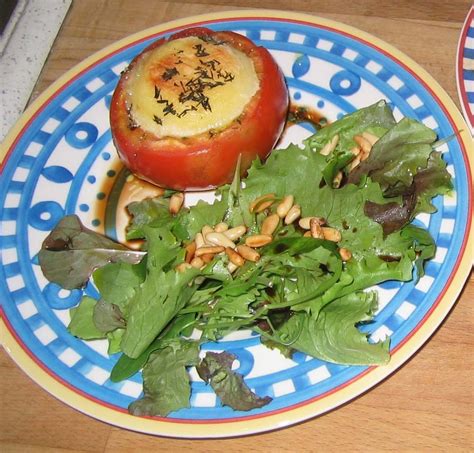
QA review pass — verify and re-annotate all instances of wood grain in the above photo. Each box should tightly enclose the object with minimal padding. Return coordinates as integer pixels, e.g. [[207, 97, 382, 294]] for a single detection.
[[1, 1, 473, 451]]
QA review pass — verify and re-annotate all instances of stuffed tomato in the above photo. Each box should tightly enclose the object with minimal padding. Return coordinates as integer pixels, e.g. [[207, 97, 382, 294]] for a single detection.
[[110, 27, 289, 190]]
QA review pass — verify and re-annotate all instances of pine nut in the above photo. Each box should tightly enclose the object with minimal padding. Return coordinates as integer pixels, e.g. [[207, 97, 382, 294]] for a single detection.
[[310, 218, 325, 239], [200, 253, 215, 264], [169, 192, 184, 215], [201, 224, 214, 238], [362, 131, 379, 146], [190, 256, 204, 268], [225, 247, 245, 267], [339, 247, 352, 261], [284, 204, 301, 225], [322, 227, 342, 242], [185, 241, 196, 263], [333, 171, 343, 188], [351, 146, 361, 156], [261, 213, 280, 236], [194, 246, 225, 257], [276, 195, 294, 218], [236, 244, 261, 262], [353, 134, 372, 154], [320, 134, 339, 156], [249, 193, 275, 213], [303, 231, 312, 237], [348, 155, 361, 172], [227, 262, 238, 273], [214, 222, 228, 233], [223, 225, 247, 241], [206, 232, 236, 249], [245, 234, 272, 248], [299, 216, 326, 229], [195, 233, 205, 249], [176, 262, 192, 272]]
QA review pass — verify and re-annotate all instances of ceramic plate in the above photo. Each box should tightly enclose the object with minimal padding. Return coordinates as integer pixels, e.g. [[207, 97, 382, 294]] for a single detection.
[[456, 6, 474, 135], [1, 10, 472, 438]]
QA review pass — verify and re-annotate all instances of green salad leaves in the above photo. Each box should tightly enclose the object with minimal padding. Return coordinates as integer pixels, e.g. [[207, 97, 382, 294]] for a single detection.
[[40, 101, 452, 417]]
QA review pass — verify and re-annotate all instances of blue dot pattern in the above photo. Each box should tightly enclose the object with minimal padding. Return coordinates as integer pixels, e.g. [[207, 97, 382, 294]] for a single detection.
[[0, 19, 470, 422]]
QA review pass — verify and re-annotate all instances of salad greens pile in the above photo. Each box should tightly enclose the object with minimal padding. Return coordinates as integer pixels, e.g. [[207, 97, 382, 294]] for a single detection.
[[39, 101, 452, 417]]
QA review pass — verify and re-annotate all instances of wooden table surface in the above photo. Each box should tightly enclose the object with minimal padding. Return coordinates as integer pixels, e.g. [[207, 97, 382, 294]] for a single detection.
[[1, 1, 473, 451]]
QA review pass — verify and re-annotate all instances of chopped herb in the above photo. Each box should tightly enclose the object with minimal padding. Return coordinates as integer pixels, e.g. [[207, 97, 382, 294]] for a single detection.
[[162, 67, 179, 81], [193, 43, 210, 57], [153, 115, 162, 125]]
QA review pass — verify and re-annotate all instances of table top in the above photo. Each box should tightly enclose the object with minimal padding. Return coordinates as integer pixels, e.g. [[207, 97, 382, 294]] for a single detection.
[[1, 1, 473, 451]]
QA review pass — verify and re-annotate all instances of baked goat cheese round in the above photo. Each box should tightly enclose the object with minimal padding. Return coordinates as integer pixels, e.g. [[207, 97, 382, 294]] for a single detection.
[[110, 27, 289, 190]]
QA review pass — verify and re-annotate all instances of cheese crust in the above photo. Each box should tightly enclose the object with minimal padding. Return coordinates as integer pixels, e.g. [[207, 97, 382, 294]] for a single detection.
[[123, 36, 259, 138]]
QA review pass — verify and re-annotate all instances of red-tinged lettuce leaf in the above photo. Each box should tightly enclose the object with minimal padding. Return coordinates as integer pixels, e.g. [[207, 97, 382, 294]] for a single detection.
[[364, 191, 416, 236], [92, 299, 126, 333], [411, 151, 453, 215], [39, 215, 145, 289], [364, 152, 452, 235], [347, 117, 437, 190], [197, 351, 272, 411], [128, 340, 199, 417]]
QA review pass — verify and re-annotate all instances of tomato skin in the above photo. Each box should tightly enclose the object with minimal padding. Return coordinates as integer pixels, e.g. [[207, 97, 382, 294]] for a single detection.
[[110, 27, 289, 190]]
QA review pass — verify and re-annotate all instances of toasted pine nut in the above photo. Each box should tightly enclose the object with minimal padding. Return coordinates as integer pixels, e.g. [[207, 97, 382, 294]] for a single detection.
[[194, 246, 225, 257], [276, 195, 294, 218], [200, 253, 215, 264], [348, 155, 361, 171], [333, 171, 343, 188], [225, 247, 245, 267], [214, 222, 228, 233], [206, 232, 236, 249], [353, 135, 372, 154], [176, 262, 192, 272], [320, 134, 339, 156], [227, 262, 239, 273], [223, 225, 247, 241], [249, 193, 275, 213], [201, 224, 214, 238], [261, 213, 280, 236], [351, 146, 361, 156], [169, 192, 184, 215], [339, 247, 352, 261], [303, 231, 312, 237], [190, 256, 204, 268], [362, 131, 379, 146], [284, 204, 301, 225], [245, 234, 272, 248], [185, 241, 196, 263], [310, 218, 325, 239], [299, 216, 326, 230], [236, 244, 261, 262], [322, 227, 342, 242], [360, 150, 370, 162], [196, 233, 206, 249]]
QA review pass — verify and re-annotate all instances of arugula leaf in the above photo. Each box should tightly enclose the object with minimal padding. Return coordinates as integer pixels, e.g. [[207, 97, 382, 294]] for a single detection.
[[129, 340, 199, 416], [39, 215, 145, 289], [120, 227, 199, 358], [197, 351, 272, 411]]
